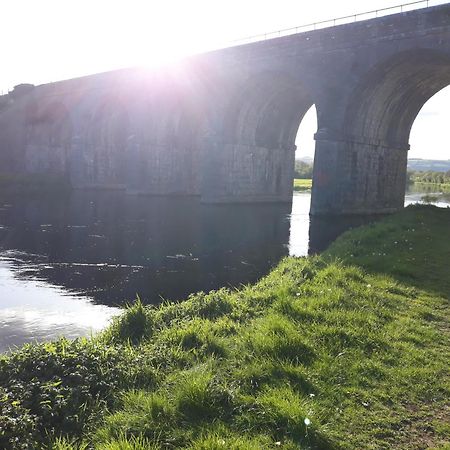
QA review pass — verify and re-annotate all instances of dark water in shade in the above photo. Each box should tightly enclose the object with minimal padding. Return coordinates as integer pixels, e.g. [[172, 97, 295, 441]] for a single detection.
[[0, 187, 447, 351]]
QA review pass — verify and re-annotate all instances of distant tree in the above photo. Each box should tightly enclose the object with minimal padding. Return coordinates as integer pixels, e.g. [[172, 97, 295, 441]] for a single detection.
[[410, 170, 450, 185], [294, 161, 313, 179]]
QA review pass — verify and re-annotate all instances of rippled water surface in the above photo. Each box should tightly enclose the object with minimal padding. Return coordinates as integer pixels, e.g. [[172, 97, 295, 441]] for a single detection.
[[0, 187, 447, 351]]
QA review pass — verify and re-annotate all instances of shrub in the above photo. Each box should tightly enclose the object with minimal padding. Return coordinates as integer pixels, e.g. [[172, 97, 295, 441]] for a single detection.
[[0, 339, 131, 448]]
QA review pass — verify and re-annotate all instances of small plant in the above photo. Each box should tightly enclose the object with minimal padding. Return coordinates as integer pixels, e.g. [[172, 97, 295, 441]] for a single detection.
[[50, 437, 90, 450], [246, 314, 315, 365], [173, 366, 229, 423], [107, 296, 154, 344], [97, 390, 176, 443], [96, 435, 159, 450]]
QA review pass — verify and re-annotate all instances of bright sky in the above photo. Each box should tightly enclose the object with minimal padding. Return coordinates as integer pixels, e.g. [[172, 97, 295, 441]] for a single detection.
[[1, 0, 448, 159]]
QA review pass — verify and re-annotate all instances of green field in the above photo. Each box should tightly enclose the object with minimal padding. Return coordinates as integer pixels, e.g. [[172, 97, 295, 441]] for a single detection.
[[293, 179, 312, 192], [412, 181, 450, 192], [1, 205, 449, 449]]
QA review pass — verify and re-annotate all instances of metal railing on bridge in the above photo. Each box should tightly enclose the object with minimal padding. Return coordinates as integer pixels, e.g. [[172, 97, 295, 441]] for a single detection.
[[228, 0, 450, 47]]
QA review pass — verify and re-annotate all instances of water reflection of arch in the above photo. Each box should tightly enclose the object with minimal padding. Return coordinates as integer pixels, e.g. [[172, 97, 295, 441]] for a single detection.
[[85, 97, 130, 187], [25, 101, 72, 175]]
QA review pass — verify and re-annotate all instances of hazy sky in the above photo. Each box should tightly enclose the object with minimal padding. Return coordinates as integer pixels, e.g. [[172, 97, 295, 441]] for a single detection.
[[1, 0, 448, 159]]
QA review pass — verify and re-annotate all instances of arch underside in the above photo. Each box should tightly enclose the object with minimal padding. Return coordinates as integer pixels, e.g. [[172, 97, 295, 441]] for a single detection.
[[211, 73, 314, 202], [227, 75, 313, 150], [345, 50, 450, 146]]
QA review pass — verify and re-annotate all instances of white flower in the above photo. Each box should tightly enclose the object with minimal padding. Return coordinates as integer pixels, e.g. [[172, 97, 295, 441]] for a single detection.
[[304, 417, 311, 426]]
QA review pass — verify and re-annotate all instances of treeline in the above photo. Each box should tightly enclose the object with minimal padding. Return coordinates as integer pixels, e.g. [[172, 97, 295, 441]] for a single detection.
[[294, 160, 313, 179], [407, 170, 450, 185]]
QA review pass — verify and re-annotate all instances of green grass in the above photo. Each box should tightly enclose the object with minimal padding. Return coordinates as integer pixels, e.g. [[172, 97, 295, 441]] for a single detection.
[[412, 181, 450, 192], [0, 205, 449, 449], [325, 204, 450, 298], [293, 179, 312, 192]]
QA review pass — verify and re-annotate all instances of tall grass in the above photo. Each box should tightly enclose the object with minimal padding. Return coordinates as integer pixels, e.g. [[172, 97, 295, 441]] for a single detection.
[[106, 296, 154, 344]]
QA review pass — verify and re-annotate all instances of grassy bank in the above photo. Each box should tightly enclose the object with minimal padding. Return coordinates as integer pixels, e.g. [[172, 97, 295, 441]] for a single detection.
[[293, 179, 312, 192], [1, 205, 449, 449]]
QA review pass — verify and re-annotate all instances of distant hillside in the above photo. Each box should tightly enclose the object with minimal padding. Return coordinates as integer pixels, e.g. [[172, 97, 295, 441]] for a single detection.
[[408, 159, 450, 172]]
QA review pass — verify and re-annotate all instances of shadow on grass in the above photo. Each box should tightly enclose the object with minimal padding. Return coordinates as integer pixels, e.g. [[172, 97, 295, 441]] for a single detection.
[[323, 205, 450, 300]]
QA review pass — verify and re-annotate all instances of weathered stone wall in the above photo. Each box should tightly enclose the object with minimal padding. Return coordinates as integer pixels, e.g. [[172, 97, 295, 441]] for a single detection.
[[201, 143, 295, 203]]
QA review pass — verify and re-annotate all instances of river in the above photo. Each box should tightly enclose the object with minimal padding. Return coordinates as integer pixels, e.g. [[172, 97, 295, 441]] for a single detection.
[[0, 186, 448, 351]]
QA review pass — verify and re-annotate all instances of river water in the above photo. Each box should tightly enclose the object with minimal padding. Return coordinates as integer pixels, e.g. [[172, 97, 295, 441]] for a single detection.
[[0, 186, 448, 351]]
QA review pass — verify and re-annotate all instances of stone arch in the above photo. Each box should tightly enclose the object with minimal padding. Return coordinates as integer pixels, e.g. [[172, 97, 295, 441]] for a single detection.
[[225, 72, 314, 151], [204, 72, 316, 202], [339, 49, 450, 212], [86, 97, 129, 187], [25, 101, 72, 175], [344, 49, 450, 147]]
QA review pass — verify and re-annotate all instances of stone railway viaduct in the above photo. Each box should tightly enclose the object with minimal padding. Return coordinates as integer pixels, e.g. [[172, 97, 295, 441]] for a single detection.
[[0, 3, 449, 215]]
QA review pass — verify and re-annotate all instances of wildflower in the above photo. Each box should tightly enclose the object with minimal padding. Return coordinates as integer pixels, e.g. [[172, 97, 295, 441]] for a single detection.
[[304, 417, 311, 426]]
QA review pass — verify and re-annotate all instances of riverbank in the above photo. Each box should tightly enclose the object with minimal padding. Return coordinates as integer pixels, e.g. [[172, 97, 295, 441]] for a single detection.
[[408, 182, 450, 205], [1, 205, 449, 449], [410, 181, 450, 192], [293, 178, 312, 192]]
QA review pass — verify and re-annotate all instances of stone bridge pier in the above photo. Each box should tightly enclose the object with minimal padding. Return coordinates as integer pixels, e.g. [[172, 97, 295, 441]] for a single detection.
[[0, 3, 449, 215]]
